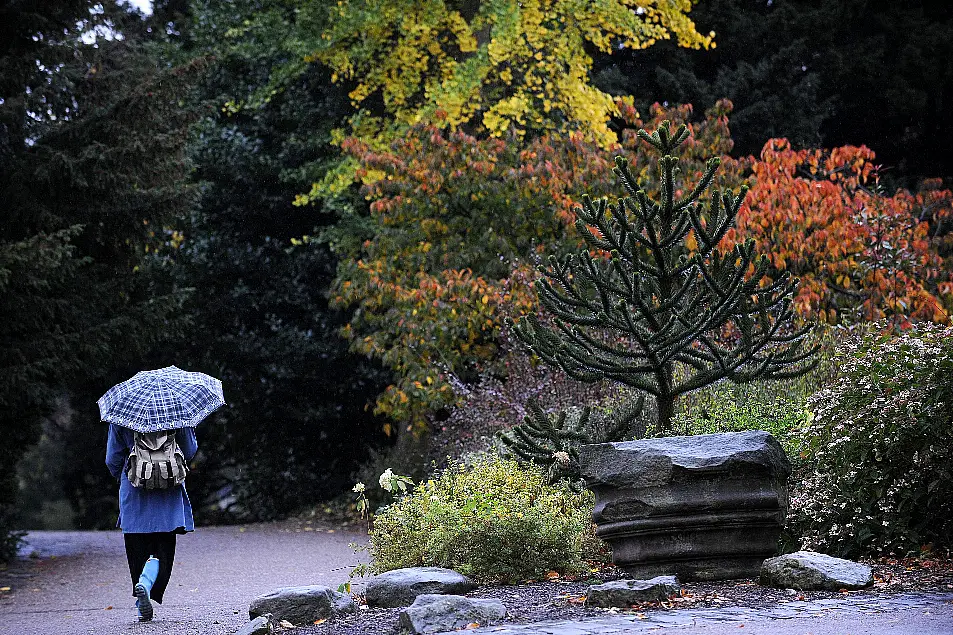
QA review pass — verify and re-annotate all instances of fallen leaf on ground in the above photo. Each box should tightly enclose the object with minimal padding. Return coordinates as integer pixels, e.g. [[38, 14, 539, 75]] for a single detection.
[[279, 619, 294, 628], [104, 606, 113, 610], [313, 618, 326, 625]]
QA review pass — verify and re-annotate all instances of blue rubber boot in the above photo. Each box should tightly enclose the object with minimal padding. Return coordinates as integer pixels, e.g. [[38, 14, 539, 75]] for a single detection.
[[135, 556, 159, 622]]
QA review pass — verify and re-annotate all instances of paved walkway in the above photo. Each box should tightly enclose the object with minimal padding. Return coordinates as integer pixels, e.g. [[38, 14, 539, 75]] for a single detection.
[[0, 524, 369, 635], [457, 592, 953, 634]]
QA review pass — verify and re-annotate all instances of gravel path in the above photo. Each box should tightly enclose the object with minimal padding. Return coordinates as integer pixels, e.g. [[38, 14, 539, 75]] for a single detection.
[[296, 556, 953, 635], [0, 521, 369, 635]]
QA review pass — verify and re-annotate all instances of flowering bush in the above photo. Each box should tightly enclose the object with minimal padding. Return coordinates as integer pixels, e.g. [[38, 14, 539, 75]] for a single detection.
[[789, 324, 953, 557], [368, 457, 607, 583]]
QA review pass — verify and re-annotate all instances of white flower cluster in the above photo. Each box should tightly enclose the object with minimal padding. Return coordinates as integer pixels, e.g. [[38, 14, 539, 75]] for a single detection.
[[790, 323, 953, 556], [551, 451, 571, 468], [379, 468, 395, 491]]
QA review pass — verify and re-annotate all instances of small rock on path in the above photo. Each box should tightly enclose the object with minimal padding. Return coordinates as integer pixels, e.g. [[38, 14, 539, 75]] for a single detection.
[[761, 550, 873, 591], [366, 567, 476, 608], [585, 575, 680, 607], [399, 594, 506, 634]]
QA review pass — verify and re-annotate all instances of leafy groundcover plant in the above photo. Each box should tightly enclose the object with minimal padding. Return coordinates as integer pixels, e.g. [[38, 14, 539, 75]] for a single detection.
[[789, 323, 953, 558], [369, 457, 606, 584], [666, 385, 809, 457]]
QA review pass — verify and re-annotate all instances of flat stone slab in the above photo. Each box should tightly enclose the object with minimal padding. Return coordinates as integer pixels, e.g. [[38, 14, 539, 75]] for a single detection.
[[586, 575, 680, 607], [366, 566, 476, 608], [398, 594, 506, 634], [760, 551, 873, 590], [248, 585, 356, 625], [234, 614, 272, 635], [580, 431, 791, 491]]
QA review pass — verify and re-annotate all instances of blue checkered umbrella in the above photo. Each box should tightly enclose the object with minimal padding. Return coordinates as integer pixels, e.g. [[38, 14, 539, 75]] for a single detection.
[[97, 366, 225, 433]]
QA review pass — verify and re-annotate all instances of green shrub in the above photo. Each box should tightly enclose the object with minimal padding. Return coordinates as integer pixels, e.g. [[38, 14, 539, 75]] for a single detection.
[[654, 324, 848, 454], [789, 323, 953, 558], [665, 386, 809, 456], [369, 457, 606, 583]]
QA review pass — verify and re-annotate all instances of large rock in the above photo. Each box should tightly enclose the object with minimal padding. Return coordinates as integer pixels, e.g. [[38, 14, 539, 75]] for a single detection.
[[248, 586, 356, 625], [366, 567, 476, 608], [397, 594, 506, 634], [760, 551, 873, 591], [579, 431, 791, 581], [585, 576, 680, 607], [234, 615, 272, 635]]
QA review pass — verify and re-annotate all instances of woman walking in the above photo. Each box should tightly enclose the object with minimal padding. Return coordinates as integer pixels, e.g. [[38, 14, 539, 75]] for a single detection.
[[98, 365, 224, 622], [105, 423, 198, 621]]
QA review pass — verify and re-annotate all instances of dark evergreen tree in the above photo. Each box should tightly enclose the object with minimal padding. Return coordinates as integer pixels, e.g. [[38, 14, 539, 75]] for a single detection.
[[514, 122, 817, 432], [2, 0, 99, 548], [596, 0, 953, 185], [1, 2, 199, 543], [175, 0, 391, 520]]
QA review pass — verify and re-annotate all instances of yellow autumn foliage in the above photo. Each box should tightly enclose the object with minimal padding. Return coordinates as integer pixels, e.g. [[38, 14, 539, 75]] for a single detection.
[[311, 0, 711, 147]]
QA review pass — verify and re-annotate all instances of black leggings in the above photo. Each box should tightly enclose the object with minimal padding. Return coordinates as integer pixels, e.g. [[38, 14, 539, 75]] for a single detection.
[[123, 532, 178, 604]]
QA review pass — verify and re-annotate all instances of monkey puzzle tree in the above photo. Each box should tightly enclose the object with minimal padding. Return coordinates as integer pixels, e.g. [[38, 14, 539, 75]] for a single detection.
[[514, 122, 818, 432]]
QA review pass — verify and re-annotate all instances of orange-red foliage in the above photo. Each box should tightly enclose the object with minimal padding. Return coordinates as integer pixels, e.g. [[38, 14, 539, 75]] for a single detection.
[[732, 138, 952, 327], [331, 100, 952, 428], [332, 101, 735, 428]]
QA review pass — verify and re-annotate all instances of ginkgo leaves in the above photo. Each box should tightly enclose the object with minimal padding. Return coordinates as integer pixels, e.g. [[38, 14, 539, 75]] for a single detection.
[[311, 0, 711, 147]]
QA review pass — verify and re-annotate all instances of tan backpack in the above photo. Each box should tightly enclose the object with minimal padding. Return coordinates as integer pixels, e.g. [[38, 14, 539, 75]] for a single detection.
[[126, 430, 188, 489]]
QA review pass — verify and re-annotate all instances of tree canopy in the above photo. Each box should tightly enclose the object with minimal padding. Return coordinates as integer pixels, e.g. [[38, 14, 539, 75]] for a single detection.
[[310, 0, 711, 145], [173, 0, 391, 517], [514, 122, 817, 431]]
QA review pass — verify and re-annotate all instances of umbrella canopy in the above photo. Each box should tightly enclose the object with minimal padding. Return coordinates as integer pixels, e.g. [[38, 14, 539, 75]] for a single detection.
[[97, 365, 225, 433]]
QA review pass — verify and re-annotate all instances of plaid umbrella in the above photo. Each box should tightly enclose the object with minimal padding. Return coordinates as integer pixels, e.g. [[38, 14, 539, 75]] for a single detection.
[[97, 365, 225, 433]]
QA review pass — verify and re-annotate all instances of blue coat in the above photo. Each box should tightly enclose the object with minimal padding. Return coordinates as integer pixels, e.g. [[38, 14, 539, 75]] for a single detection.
[[105, 424, 198, 534]]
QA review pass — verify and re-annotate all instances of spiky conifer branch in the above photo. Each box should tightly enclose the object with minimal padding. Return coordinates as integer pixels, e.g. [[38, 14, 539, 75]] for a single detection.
[[514, 121, 818, 431], [498, 396, 645, 484]]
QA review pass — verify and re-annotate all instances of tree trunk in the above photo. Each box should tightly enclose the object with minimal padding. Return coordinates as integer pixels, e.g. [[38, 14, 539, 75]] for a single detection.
[[656, 394, 676, 434]]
